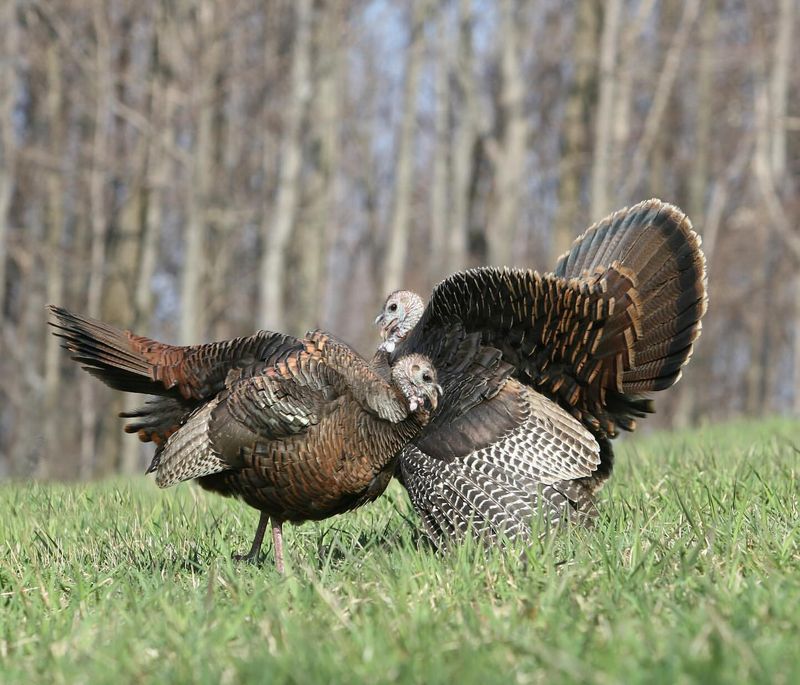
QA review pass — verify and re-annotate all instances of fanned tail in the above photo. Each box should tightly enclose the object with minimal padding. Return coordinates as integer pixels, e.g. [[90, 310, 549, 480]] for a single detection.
[[555, 198, 707, 393]]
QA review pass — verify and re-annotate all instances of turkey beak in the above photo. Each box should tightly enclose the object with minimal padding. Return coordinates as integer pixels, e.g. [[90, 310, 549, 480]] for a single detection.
[[378, 317, 399, 341], [426, 384, 443, 412], [374, 311, 394, 341]]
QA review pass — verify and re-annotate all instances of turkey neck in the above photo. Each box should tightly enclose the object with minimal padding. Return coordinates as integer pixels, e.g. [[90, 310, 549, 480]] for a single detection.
[[369, 348, 393, 381], [304, 331, 409, 423]]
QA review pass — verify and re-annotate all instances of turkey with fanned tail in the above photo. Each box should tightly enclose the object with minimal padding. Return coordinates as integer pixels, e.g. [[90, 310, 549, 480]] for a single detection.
[[48, 309, 441, 572], [374, 199, 707, 546]]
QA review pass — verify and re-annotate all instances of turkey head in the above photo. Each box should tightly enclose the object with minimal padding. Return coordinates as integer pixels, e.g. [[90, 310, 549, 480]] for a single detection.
[[391, 353, 442, 418], [375, 290, 424, 353]]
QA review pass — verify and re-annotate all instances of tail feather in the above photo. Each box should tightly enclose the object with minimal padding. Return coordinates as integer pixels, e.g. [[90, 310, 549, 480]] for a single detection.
[[120, 395, 197, 445], [634, 327, 699, 370], [48, 305, 171, 397], [555, 199, 707, 395]]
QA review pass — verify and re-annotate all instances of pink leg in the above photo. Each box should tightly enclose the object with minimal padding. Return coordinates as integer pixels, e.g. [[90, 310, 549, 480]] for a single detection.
[[272, 517, 285, 574]]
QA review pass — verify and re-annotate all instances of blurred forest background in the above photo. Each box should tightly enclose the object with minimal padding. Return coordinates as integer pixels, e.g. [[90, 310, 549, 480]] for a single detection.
[[0, 0, 797, 479]]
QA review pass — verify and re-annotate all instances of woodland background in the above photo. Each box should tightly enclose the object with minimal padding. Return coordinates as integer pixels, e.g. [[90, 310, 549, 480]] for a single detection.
[[0, 0, 797, 480]]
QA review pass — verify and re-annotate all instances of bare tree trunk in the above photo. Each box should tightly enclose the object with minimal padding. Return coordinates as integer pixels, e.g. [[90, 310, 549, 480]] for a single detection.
[[86, 8, 112, 321], [429, 8, 450, 282], [8, 219, 46, 476], [770, 0, 793, 181], [382, 0, 424, 295], [136, 145, 164, 326], [590, 0, 621, 219], [0, 1, 19, 315], [448, 0, 477, 273], [748, 3, 799, 416], [768, 0, 798, 414], [701, 134, 753, 266], [181, 1, 221, 343], [688, 0, 715, 224], [80, 1, 114, 478], [294, 1, 342, 335], [120, 25, 172, 475], [611, 0, 656, 194], [553, 0, 598, 262], [487, 0, 528, 267], [259, 0, 312, 331], [753, 89, 797, 414], [621, 0, 701, 199], [138, 44, 178, 330], [673, 0, 716, 428], [749, 9, 790, 415], [43, 42, 66, 472], [208, 19, 246, 340]]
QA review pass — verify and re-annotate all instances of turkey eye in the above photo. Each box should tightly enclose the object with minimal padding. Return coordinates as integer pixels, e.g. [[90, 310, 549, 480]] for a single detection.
[[422, 373, 432, 382], [388, 303, 398, 312]]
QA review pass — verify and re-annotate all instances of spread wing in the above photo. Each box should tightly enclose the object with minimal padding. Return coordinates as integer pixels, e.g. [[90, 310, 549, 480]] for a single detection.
[[152, 336, 411, 487], [401, 264, 641, 436], [150, 355, 331, 487], [397, 199, 707, 437]]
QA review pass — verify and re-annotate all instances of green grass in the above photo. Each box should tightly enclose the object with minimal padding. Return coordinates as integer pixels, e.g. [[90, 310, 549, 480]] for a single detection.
[[2, 418, 799, 684]]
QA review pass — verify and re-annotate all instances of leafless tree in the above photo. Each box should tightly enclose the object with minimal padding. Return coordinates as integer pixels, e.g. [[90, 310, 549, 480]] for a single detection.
[[0, 0, 798, 478], [383, 0, 425, 295]]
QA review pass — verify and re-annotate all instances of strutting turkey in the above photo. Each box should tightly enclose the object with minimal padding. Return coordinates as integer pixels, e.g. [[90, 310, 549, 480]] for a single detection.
[[48, 308, 442, 572], [373, 199, 707, 546]]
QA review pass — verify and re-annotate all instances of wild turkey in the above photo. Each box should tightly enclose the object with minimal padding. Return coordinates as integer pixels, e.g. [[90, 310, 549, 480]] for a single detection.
[[374, 199, 707, 545], [48, 308, 442, 572]]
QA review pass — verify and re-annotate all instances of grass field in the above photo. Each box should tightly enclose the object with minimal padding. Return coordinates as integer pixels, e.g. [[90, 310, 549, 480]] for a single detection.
[[1, 418, 799, 684]]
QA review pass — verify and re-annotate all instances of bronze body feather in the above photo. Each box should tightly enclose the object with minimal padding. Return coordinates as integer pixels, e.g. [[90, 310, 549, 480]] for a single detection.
[[49, 311, 441, 571]]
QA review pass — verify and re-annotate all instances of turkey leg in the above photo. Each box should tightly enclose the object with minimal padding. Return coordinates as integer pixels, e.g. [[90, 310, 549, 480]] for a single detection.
[[272, 517, 285, 574], [234, 511, 269, 563]]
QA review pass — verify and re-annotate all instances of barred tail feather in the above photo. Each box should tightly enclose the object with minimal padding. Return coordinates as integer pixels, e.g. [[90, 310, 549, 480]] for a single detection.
[[555, 199, 707, 394]]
